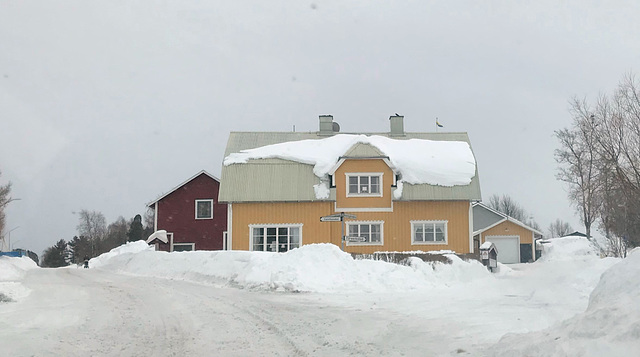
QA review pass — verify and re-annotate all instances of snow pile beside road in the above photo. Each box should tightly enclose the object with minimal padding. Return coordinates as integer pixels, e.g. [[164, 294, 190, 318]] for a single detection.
[[0, 256, 38, 281], [94, 242, 492, 293], [489, 249, 640, 357], [0, 256, 38, 302], [89, 240, 153, 267], [539, 236, 599, 262]]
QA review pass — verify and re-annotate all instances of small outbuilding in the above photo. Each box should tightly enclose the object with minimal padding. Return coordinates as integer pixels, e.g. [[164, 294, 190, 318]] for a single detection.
[[472, 202, 543, 264]]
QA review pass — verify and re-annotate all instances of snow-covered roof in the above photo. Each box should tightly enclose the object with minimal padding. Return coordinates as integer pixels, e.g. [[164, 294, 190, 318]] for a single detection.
[[480, 241, 496, 250], [146, 230, 168, 244], [219, 131, 481, 202], [224, 134, 476, 187]]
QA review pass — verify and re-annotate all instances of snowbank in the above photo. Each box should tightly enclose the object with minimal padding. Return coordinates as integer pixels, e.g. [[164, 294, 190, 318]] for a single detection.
[[89, 240, 153, 267], [489, 249, 640, 356], [0, 256, 38, 302], [538, 236, 599, 262], [0, 256, 38, 281], [223, 134, 476, 187], [93, 242, 492, 293]]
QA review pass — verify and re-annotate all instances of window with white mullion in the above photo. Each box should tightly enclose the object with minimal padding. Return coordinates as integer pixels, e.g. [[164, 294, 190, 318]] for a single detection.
[[251, 225, 301, 252], [346, 173, 383, 196], [411, 221, 447, 245], [346, 222, 383, 245]]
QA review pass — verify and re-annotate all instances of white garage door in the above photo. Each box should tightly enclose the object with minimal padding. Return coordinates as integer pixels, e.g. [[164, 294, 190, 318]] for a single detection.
[[485, 235, 520, 264]]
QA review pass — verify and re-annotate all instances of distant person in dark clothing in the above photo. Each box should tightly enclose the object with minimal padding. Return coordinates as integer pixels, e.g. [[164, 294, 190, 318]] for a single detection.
[[83, 256, 89, 269]]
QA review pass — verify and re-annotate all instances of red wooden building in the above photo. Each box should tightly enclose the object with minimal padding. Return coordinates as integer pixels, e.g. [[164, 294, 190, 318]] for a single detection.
[[147, 170, 227, 251]]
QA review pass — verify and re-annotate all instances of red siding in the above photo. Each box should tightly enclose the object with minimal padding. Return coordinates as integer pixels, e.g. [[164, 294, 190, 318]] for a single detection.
[[155, 173, 227, 251]]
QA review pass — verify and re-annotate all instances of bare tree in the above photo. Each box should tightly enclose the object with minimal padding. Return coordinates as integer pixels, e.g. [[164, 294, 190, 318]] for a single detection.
[[0, 170, 12, 237], [547, 219, 573, 238], [143, 207, 155, 239], [488, 194, 527, 222], [76, 210, 107, 257], [554, 98, 602, 239], [557, 73, 640, 252], [103, 216, 129, 251]]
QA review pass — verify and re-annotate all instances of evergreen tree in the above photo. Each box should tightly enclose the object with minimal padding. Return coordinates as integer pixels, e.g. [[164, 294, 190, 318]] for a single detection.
[[41, 239, 68, 267], [68, 236, 91, 264], [127, 214, 144, 242]]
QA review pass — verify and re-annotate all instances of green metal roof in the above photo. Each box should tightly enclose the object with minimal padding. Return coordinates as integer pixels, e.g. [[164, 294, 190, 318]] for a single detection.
[[219, 131, 481, 203]]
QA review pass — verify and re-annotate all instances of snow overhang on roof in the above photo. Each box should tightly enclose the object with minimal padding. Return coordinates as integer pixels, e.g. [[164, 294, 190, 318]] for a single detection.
[[224, 134, 476, 185], [219, 132, 482, 202]]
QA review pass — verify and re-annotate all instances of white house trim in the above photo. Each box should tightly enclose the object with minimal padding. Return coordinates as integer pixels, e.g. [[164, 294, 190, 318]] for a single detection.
[[195, 199, 214, 219], [334, 202, 394, 213], [146, 170, 220, 207], [410, 220, 448, 245], [227, 203, 233, 250], [171, 242, 195, 252], [345, 172, 384, 197], [469, 202, 474, 252], [248, 223, 303, 252]]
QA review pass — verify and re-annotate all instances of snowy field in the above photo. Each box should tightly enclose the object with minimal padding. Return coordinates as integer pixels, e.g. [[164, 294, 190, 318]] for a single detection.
[[1, 238, 638, 356]]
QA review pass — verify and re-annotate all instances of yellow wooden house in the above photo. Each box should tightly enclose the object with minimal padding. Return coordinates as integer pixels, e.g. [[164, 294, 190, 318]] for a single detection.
[[219, 115, 482, 255]]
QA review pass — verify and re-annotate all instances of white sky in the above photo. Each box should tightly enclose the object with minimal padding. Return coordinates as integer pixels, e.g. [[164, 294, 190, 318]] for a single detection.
[[1, 1, 639, 255]]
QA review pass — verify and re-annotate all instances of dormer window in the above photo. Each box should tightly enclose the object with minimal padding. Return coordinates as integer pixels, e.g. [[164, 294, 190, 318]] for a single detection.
[[346, 173, 383, 197]]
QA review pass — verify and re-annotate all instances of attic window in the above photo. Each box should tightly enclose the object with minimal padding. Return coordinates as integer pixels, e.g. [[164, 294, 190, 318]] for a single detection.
[[346, 173, 383, 197], [195, 199, 214, 219]]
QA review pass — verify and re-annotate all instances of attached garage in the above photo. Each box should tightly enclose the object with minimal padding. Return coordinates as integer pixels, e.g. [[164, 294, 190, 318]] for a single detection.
[[484, 235, 520, 264]]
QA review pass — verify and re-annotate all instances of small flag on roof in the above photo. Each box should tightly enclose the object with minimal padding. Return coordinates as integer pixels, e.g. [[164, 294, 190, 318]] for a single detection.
[[436, 118, 443, 128]]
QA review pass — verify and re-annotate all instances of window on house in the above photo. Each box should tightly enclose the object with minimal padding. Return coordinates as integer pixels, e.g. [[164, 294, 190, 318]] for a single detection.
[[411, 221, 447, 244], [172, 243, 195, 251], [346, 222, 383, 245], [347, 174, 382, 196], [251, 225, 301, 252], [195, 199, 213, 219]]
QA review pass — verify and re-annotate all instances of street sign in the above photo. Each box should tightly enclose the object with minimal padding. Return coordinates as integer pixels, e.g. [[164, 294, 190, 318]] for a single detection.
[[320, 213, 357, 222], [345, 236, 367, 242], [319, 212, 358, 251]]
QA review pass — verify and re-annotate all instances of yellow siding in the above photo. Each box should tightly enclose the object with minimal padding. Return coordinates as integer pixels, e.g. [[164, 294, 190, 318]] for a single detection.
[[231, 200, 471, 254], [335, 159, 393, 210], [482, 221, 533, 244]]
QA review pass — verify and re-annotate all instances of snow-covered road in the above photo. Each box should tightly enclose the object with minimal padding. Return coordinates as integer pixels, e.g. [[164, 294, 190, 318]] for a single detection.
[[2, 267, 448, 356], [2, 239, 636, 356]]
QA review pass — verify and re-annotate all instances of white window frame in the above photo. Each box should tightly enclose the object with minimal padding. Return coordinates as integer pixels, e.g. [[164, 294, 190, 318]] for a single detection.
[[249, 224, 303, 252], [345, 220, 384, 246], [195, 199, 214, 219], [345, 172, 383, 197], [171, 242, 195, 252], [411, 220, 448, 245]]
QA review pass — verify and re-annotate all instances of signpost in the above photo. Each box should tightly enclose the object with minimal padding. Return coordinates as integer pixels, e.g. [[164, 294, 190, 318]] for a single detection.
[[320, 212, 357, 251]]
